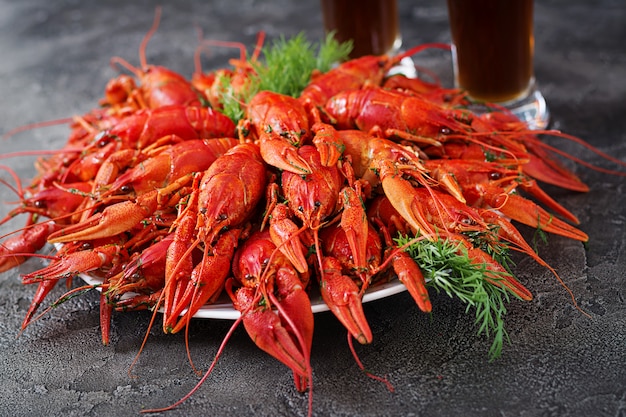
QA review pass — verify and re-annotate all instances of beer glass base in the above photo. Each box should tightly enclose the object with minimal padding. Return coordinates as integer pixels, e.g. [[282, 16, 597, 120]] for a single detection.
[[505, 87, 550, 130], [465, 85, 550, 130]]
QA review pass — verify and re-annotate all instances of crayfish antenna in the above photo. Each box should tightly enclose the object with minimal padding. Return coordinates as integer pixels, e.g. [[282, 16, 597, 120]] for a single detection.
[[140, 316, 247, 414], [482, 211, 592, 318], [138, 6, 162, 70], [182, 315, 203, 376], [0, 165, 23, 200], [127, 289, 165, 379], [347, 332, 395, 392], [527, 129, 626, 171], [108, 5, 162, 77], [465, 126, 626, 190], [2, 117, 75, 140], [392, 42, 451, 67]]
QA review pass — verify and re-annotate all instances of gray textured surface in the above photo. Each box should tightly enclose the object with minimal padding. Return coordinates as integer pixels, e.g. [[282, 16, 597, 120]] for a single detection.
[[0, 1, 624, 416]]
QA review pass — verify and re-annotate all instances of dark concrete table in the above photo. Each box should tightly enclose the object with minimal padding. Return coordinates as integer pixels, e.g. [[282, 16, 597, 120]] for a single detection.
[[0, 1, 624, 416]]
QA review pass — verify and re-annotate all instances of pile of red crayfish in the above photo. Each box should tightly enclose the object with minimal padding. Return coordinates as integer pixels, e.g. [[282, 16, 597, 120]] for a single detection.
[[3, 10, 625, 415]]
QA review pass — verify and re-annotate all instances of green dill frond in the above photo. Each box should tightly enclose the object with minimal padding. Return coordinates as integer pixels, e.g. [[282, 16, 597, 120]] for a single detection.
[[484, 148, 508, 162], [462, 225, 515, 274], [252, 33, 318, 97], [217, 72, 247, 123], [532, 220, 550, 251], [249, 31, 352, 99], [395, 233, 520, 360], [213, 32, 351, 124], [316, 32, 353, 73]]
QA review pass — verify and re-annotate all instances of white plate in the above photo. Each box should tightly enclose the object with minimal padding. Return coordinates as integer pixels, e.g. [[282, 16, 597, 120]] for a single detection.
[[79, 272, 407, 320]]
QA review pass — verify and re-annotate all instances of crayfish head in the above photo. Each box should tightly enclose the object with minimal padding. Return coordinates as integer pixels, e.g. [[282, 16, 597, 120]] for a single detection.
[[282, 146, 343, 229], [232, 229, 278, 289]]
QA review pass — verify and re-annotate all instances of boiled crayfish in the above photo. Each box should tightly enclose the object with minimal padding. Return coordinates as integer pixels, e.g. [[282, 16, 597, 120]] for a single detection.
[[3, 12, 626, 417]]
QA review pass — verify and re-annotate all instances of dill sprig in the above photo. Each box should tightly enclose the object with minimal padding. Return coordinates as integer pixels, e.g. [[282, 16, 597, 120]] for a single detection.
[[396, 234, 522, 360], [217, 32, 352, 123], [315, 32, 354, 73], [216, 72, 248, 123], [251, 33, 317, 97], [462, 226, 515, 274], [251, 32, 352, 96]]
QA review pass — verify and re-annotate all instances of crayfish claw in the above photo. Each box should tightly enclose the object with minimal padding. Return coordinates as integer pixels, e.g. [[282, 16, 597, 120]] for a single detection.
[[47, 192, 158, 243], [259, 134, 311, 174], [230, 284, 310, 381], [486, 188, 589, 242], [319, 256, 372, 345], [391, 249, 432, 313], [164, 229, 240, 334], [269, 203, 309, 274], [311, 122, 344, 167]]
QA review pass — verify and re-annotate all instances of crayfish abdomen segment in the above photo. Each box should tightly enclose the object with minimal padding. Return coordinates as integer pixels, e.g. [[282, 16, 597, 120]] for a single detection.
[[196, 143, 268, 244]]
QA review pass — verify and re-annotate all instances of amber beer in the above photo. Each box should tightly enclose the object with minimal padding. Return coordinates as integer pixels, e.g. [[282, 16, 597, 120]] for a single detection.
[[320, 0, 401, 58], [447, 0, 535, 103]]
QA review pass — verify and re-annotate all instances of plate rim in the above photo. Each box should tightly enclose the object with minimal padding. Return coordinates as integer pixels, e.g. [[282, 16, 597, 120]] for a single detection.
[[79, 272, 407, 320]]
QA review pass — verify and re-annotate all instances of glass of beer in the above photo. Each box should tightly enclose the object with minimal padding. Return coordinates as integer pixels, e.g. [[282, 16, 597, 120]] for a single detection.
[[320, 0, 402, 58], [446, 0, 549, 129]]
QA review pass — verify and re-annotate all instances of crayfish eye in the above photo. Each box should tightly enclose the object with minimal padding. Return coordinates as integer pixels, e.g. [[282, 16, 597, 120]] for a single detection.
[[461, 217, 475, 225], [297, 206, 304, 213], [120, 185, 132, 193], [440, 127, 452, 135], [218, 213, 228, 220], [489, 171, 502, 180], [81, 242, 93, 250], [34, 200, 46, 209]]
